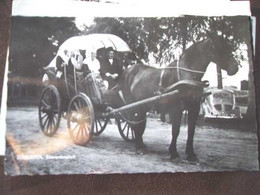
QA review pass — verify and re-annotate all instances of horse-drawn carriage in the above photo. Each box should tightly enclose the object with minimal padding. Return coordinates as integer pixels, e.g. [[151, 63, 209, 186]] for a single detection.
[[39, 33, 206, 146], [39, 33, 237, 161]]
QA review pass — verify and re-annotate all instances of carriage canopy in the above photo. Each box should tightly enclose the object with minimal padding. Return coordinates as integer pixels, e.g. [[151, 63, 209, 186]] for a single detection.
[[48, 34, 132, 67]]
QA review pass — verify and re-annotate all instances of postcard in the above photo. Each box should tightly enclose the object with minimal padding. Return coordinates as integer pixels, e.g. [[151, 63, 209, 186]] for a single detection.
[[3, 0, 258, 175]]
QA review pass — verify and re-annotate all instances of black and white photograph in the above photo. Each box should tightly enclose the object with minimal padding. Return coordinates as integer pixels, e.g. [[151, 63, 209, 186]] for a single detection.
[[3, 1, 258, 175]]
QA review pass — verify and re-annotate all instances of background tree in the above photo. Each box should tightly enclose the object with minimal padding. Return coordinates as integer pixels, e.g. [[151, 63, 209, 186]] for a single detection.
[[9, 16, 80, 78], [85, 16, 254, 119]]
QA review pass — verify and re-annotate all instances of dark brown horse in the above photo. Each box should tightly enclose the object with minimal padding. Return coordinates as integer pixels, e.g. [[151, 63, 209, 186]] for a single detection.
[[108, 34, 239, 161]]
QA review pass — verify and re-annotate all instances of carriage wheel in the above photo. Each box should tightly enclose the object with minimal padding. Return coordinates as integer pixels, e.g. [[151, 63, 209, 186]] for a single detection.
[[67, 93, 94, 146], [93, 117, 109, 136], [116, 116, 135, 142], [39, 85, 61, 137]]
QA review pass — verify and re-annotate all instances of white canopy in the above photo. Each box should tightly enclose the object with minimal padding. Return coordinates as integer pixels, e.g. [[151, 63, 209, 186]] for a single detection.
[[48, 34, 131, 68], [58, 34, 131, 53]]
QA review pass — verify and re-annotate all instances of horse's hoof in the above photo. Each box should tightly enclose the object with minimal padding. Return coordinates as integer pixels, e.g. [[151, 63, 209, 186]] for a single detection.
[[136, 143, 147, 151], [136, 150, 145, 155], [186, 154, 199, 162], [135, 148, 148, 155], [135, 144, 148, 155], [170, 156, 182, 164]]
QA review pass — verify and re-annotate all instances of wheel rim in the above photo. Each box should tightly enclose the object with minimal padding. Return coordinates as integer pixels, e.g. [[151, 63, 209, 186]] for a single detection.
[[67, 93, 94, 145], [117, 117, 135, 142], [39, 85, 61, 137], [93, 117, 109, 136]]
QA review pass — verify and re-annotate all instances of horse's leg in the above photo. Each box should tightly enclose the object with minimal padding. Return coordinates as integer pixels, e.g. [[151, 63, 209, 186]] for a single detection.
[[134, 119, 147, 150], [186, 102, 200, 161], [132, 112, 147, 151], [169, 104, 182, 160]]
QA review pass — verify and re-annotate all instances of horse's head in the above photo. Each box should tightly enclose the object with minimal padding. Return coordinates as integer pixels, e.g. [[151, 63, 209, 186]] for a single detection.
[[206, 34, 239, 76]]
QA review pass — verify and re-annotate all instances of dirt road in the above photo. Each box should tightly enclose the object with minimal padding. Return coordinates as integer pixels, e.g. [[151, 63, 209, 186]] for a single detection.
[[4, 107, 258, 175]]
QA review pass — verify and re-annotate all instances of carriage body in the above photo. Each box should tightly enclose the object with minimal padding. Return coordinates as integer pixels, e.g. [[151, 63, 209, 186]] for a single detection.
[[42, 34, 132, 108], [39, 34, 136, 145]]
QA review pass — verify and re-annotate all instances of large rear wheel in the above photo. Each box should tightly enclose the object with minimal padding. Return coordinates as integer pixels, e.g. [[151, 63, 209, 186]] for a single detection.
[[38, 85, 61, 137], [67, 93, 95, 145]]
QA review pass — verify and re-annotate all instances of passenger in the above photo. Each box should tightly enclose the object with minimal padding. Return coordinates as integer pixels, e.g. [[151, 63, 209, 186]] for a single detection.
[[70, 49, 84, 71], [83, 51, 101, 75], [83, 51, 107, 92], [99, 47, 123, 90], [122, 52, 138, 70]]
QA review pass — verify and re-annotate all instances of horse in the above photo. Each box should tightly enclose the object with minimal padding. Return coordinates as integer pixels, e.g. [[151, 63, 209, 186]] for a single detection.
[[107, 34, 239, 161]]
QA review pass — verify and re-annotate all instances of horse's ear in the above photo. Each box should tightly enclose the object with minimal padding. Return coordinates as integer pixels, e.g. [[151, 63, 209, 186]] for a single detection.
[[205, 37, 215, 50], [205, 30, 215, 39]]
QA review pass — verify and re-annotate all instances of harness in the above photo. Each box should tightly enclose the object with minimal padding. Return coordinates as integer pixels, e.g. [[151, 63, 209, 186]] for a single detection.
[[117, 62, 207, 125], [157, 60, 206, 93]]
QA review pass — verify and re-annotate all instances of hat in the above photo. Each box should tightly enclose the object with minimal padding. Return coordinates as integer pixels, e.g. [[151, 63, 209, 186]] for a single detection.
[[106, 47, 114, 52]]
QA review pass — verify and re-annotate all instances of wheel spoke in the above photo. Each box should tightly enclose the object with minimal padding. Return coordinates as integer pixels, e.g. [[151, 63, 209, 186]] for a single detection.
[[52, 115, 56, 126], [54, 114, 58, 122], [41, 113, 48, 120], [49, 116, 53, 133], [41, 100, 49, 108], [97, 119, 102, 128], [78, 98, 83, 109], [94, 121, 98, 133], [46, 118, 50, 133], [76, 125, 82, 141], [52, 109, 59, 113], [74, 102, 79, 111], [126, 125, 130, 137], [71, 123, 80, 133], [83, 125, 89, 138], [84, 124, 90, 135], [122, 122, 128, 132], [43, 115, 49, 129], [131, 128, 135, 139]]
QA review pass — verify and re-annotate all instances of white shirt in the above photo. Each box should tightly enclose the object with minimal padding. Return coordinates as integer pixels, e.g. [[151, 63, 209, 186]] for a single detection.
[[83, 58, 100, 73]]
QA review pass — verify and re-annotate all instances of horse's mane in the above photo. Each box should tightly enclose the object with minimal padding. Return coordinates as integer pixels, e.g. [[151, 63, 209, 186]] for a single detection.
[[179, 38, 209, 63]]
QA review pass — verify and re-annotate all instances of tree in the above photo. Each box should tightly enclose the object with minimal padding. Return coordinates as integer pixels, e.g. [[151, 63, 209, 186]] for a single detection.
[[9, 16, 80, 78]]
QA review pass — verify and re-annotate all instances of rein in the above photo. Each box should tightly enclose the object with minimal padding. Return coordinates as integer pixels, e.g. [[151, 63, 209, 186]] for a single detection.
[[165, 62, 206, 81]]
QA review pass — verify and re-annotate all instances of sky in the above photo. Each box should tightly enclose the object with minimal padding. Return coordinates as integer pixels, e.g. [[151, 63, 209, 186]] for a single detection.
[[12, 0, 251, 17]]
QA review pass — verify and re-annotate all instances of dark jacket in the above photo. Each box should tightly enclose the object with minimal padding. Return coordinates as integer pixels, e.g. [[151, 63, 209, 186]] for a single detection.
[[100, 57, 123, 89]]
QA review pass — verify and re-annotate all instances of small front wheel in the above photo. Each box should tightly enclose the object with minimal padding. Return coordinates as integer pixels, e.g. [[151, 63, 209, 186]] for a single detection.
[[93, 117, 109, 136], [67, 93, 94, 145], [116, 116, 135, 142]]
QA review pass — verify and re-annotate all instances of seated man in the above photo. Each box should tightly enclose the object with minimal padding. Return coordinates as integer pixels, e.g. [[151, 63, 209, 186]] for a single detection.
[[99, 47, 123, 90]]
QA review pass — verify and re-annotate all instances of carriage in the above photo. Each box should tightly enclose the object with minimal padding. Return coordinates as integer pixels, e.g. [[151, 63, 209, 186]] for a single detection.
[[39, 34, 138, 145], [38, 33, 208, 147]]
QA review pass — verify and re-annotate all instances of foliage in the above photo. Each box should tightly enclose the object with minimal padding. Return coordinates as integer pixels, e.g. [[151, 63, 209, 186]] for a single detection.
[[9, 16, 80, 78], [85, 16, 251, 66], [9, 16, 251, 78]]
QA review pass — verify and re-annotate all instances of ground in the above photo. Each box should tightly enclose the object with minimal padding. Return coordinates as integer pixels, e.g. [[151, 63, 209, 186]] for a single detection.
[[4, 107, 258, 175]]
